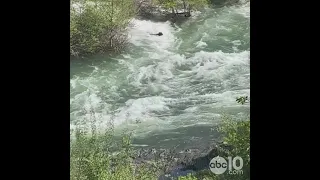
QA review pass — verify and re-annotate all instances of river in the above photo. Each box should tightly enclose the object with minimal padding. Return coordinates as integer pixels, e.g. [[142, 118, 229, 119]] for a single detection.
[[70, 2, 250, 151]]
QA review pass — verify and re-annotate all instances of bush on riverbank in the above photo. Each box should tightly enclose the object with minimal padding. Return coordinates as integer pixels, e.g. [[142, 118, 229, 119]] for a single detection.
[[217, 117, 250, 180], [70, 127, 160, 180], [70, 0, 136, 57]]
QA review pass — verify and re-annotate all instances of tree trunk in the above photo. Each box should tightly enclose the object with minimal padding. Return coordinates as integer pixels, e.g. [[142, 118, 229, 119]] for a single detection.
[[111, 0, 114, 23], [182, 0, 187, 13], [187, 4, 191, 17], [171, 7, 175, 16], [110, 0, 114, 48]]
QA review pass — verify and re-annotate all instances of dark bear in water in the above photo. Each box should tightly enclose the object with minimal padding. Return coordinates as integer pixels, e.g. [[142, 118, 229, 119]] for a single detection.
[[150, 32, 163, 36]]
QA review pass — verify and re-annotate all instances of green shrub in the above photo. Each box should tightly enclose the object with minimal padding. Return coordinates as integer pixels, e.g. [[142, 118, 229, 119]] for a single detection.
[[236, 96, 248, 105], [70, 0, 135, 57], [70, 126, 159, 180], [216, 117, 250, 179]]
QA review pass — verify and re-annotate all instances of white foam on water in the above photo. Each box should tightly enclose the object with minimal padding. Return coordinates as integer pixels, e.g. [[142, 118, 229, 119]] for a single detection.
[[128, 19, 176, 51], [70, 76, 79, 89], [195, 40, 208, 48], [232, 40, 242, 46], [184, 106, 198, 112], [112, 96, 171, 125], [189, 10, 202, 18], [70, 89, 105, 115], [175, 50, 250, 84], [127, 60, 175, 88], [71, 51, 249, 135], [214, 24, 232, 32], [236, 2, 250, 18]]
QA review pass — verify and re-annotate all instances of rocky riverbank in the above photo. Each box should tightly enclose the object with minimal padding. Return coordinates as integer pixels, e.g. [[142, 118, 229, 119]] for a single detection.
[[133, 141, 233, 179]]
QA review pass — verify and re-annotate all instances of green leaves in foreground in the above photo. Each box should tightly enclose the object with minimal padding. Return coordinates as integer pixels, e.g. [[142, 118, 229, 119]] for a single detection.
[[236, 96, 248, 105], [218, 118, 250, 160], [217, 116, 250, 180]]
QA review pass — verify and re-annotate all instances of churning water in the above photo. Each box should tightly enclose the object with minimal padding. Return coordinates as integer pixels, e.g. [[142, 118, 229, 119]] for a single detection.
[[70, 2, 250, 149]]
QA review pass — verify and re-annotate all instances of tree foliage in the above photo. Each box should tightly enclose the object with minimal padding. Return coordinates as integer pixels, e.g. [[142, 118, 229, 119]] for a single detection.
[[70, 0, 136, 57], [153, 0, 209, 14], [216, 97, 250, 180], [236, 96, 249, 105]]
